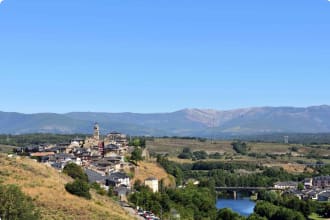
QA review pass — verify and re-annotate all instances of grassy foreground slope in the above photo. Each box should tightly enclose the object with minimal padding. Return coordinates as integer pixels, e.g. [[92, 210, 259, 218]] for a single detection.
[[0, 154, 133, 220]]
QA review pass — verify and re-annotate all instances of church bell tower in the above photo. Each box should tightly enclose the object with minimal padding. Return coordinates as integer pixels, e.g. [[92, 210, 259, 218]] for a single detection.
[[93, 123, 100, 140]]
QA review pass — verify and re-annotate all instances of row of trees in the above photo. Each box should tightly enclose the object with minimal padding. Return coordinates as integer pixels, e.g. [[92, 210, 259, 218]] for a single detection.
[[128, 137, 146, 148], [190, 166, 310, 187], [254, 201, 305, 220], [189, 161, 261, 171], [158, 155, 311, 187], [258, 191, 330, 218], [0, 134, 85, 146], [177, 148, 223, 161]]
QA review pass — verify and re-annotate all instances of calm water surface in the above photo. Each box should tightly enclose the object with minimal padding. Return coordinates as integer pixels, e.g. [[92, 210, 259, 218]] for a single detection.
[[216, 198, 256, 216]]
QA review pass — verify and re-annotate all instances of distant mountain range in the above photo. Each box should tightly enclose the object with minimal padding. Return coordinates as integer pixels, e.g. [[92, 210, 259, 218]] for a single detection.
[[1, 105, 330, 137]]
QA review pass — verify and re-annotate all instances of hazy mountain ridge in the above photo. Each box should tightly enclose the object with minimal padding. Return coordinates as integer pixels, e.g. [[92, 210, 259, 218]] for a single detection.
[[1, 105, 330, 136]]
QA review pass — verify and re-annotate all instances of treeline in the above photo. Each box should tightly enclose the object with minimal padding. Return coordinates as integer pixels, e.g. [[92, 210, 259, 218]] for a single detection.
[[254, 201, 305, 220], [157, 155, 184, 185], [129, 182, 217, 220], [182, 161, 261, 172], [187, 167, 310, 188], [153, 133, 330, 144], [159, 136, 207, 142], [256, 191, 330, 219], [0, 134, 87, 146], [177, 148, 227, 161], [157, 155, 311, 187], [241, 133, 330, 144], [128, 137, 147, 148]]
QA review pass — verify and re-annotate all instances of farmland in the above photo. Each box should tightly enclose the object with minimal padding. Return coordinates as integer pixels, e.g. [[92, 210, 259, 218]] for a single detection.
[[147, 138, 330, 173]]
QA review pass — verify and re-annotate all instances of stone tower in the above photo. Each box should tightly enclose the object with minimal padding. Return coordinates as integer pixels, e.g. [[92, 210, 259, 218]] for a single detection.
[[93, 123, 100, 140]]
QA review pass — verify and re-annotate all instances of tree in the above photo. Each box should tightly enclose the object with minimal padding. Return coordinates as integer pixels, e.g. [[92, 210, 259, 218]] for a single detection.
[[297, 183, 304, 191], [231, 141, 248, 155], [63, 163, 88, 182], [247, 214, 267, 220], [178, 147, 192, 159], [192, 150, 208, 160], [65, 179, 91, 199], [270, 207, 305, 220], [216, 208, 242, 220], [132, 138, 141, 147], [254, 201, 279, 219], [0, 184, 40, 220], [130, 137, 146, 147], [182, 147, 191, 154], [322, 203, 330, 218], [131, 147, 143, 164]]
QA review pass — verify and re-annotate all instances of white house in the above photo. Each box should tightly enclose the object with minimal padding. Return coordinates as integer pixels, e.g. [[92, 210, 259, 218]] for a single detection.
[[274, 181, 298, 190], [106, 172, 130, 187], [144, 177, 159, 193]]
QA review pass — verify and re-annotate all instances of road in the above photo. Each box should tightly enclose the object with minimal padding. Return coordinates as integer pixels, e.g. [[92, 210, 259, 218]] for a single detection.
[[119, 202, 145, 220]]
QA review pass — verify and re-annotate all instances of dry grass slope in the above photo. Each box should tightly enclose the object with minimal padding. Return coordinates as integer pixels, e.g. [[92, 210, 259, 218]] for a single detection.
[[0, 154, 134, 220], [133, 161, 175, 187]]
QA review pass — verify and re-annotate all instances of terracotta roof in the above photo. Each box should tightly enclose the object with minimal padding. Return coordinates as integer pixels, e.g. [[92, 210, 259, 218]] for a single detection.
[[30, 152, 55, 157]]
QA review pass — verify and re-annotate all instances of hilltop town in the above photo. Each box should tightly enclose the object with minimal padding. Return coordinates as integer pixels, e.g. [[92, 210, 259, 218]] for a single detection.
[[13, 123, 161, 217], [3, 130, 330, 219]]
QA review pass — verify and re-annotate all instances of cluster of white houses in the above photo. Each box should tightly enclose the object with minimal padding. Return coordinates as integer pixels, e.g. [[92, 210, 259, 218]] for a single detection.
[[274, 176, 330, 201], [16, 123, 159, 200]]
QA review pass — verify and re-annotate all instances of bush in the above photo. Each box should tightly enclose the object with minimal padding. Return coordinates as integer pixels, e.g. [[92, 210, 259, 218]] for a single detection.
[[178, 152, 192, 159], [193, 151, 208, 160], [90, 182, 107, 195], [217, 208, 243, 220], [65, 179, 91, 199], [63, 163, 88, 182], [131, 147, 143, 163], [231, 141, 248, 155], [209, 152, 222, 159], [178, 147, 193, 159], [0, 184, 40, 220]]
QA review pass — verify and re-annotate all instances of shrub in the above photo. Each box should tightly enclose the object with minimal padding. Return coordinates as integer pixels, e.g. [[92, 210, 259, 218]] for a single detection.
[[65, 179, 91, 199], [0, 184, 40, 220], [217, 208, 242, 220], [63, 163, 88, 182], [231, 141, 248, 155], [178, 147, 192, 159]]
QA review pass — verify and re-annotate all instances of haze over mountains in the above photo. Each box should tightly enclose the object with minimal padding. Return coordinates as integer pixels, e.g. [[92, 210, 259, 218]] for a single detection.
[[1, 105, 330, 137]]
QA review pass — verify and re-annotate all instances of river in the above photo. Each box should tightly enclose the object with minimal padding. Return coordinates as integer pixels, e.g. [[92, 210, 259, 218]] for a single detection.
[[216, 198, 256, 216]]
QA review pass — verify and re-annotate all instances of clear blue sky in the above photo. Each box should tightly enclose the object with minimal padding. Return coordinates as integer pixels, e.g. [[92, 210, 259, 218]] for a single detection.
[[0, 0, 329, 113]]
